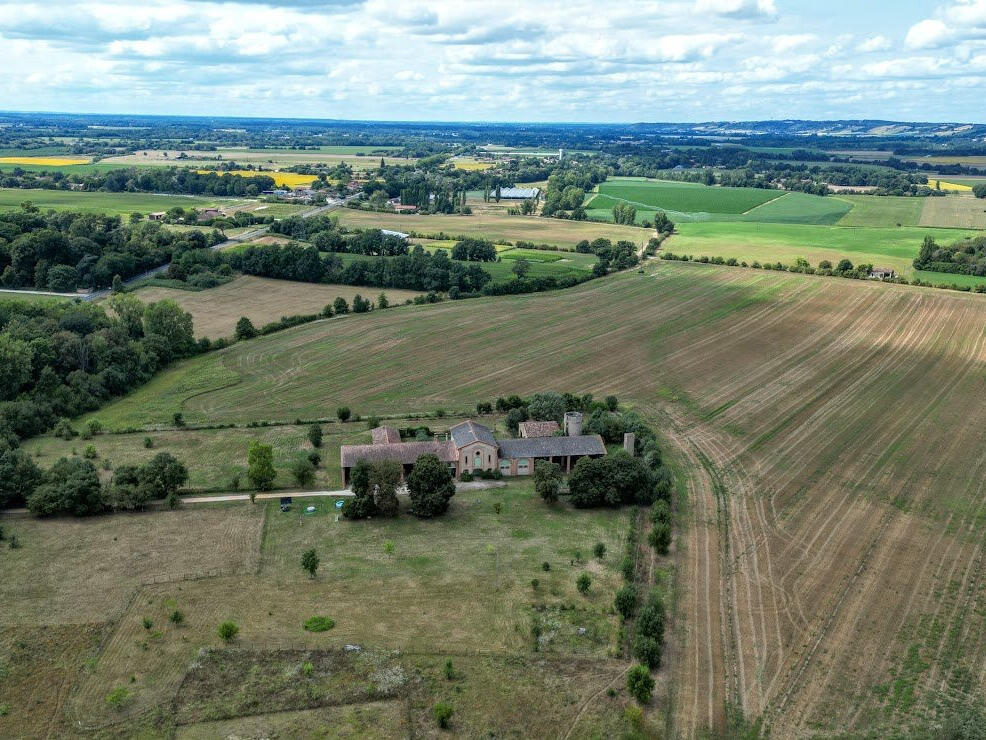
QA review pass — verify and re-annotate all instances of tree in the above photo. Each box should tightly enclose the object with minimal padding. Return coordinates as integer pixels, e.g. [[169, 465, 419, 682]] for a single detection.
[[235, 316, 258, 340], [0, 445, 43, 508], [377, 292, 389, 309], [627, 665, 654, 704], [511, 258, 531, 279], [615, 584, 637, 620], [137, 452, 189, 502], [505, 407, 529, 436], [108, 293, 145, 338], [576, 572, 592, 594], [836, 258, 854, 273], [0, 335, 32, 401], [217, 621, 239, 643], [594, 541, 606, 559], [292, 457, 316, 487], [974, 183, 986, 199], [301, 548, 319, 578], [352, 293, 372, 313], [605, 395, 619, 411], [528, 392, 566, 424], [342, 459, 377, 519], [649, 522, 672, 554], [27, 457, 104, 517], [47, 264, 78, 292], [247, 442, 276, 490], [369, 459, 402, 517], [143, 300, 195, 360], [533, 460, 562, 503], [407, 454, 456, 518], [307, 423, 323, 448], [333, 297, 350, 314], [107, 465, 151, 511]]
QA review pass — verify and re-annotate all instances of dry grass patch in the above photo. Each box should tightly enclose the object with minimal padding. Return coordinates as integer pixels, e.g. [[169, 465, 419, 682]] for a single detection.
[[176, 701, 405, 739], [1, 507, 263, 625], [919, 194, 986, 230], [124, 275, 422, 340]]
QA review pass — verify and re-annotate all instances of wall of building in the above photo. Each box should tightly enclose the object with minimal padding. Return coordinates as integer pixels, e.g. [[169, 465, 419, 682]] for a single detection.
[[457, 442, 497, 475]]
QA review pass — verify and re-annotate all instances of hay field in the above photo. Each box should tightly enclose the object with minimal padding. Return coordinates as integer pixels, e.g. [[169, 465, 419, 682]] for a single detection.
[[0, 188, 245, 216], [81, 262, 986, 735], [919, 194, 986, 230], [121, 275, 422, 339], [335, 207, 652, 247]]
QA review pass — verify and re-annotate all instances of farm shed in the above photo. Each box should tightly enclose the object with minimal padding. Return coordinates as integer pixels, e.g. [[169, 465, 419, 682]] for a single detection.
[[518, 420, 560, 438], [498, 187, 541, 199]]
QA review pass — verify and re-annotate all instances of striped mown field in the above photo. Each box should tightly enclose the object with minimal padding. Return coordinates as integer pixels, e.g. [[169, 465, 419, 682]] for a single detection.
[[84, 261, 986, 735]]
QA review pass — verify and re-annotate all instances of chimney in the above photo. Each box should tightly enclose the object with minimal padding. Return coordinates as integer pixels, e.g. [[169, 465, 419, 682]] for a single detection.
[[623, 432, 635, 455], [564, 412, 582, 437]]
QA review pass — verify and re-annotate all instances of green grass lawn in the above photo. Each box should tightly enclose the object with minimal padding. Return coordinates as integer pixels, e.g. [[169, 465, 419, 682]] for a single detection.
[[589, 178, 783, 215], [0, 188, 248, 216], [836, 195, 925, 227]]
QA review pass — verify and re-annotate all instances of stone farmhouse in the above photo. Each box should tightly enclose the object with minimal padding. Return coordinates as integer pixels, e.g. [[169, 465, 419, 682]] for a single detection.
[[339, 413, 605, 486]]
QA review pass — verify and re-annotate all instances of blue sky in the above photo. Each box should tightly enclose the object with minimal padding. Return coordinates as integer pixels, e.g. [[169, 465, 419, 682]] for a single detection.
[[1, 0, 985, 123]]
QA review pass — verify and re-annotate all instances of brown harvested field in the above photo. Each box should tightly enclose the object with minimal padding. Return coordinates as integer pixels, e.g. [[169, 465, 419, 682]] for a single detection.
[[0, 506, 263, 625], [335, 207, 653, 248], [123, 275, 421, 339], [920, 193, 986, 230], [87, 261, 986, 734], [177, 701, 407, 739]]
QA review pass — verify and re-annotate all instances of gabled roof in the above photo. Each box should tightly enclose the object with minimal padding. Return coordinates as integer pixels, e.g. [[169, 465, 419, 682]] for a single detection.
[[450, 420, 496, 448], [340, 440, 457, 467], [518, 420, 560, 438], [371, 426, 401, 444], [497, 435, 606, 460]]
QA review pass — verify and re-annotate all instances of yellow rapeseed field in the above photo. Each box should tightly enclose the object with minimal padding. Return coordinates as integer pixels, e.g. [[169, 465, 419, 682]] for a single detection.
[[927, 178, 973, 192], [195, 169, 315, 187], [0, 156, 91, 166], [453, 159, 495, 171]]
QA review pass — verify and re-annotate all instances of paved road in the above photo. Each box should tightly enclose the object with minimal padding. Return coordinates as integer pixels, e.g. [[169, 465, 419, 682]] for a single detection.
[[182, 489, 352, 504]]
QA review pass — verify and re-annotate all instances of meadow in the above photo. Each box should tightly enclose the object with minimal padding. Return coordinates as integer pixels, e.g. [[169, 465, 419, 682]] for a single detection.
[[0, 188, 246, 216], [1, 482, 638, 737], [102, 147, 417, 171], [121, 275, 422, 339], [68, 260, 986, 736]]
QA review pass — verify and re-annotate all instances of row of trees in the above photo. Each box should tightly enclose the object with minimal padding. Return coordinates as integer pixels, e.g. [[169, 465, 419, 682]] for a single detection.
[[0, 166, 277, 197], [914, 234, 986, 276], [342, 454, 455, 520], [3, 450, 188, 517]]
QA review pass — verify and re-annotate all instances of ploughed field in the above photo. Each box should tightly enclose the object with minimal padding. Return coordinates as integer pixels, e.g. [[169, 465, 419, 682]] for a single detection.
[[86, 261, 986, 735]]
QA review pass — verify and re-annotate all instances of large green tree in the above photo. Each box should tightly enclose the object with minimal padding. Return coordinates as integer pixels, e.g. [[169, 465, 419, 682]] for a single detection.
[[137, 452, 189, 503], [247, 442, 276, 491], [27, 457, 104, 517], [143, 300, 195, 360], [0, 335, 33, 401], [407, 454, 455, 518], [0, 445, 43, 508]]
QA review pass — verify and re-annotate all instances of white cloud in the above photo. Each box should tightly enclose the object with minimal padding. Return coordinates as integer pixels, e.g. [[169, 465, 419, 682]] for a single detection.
[[906, 19, 952, 49], [771, 34, 815, 53], [858, 35, 892, 53], [695, 0, 776, 19]]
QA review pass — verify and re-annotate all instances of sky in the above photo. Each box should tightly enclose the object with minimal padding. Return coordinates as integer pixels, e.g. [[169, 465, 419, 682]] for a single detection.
[[1, 0, 985, 123]]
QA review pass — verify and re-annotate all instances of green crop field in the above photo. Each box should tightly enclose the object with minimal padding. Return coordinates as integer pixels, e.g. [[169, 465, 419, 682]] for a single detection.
[[664, 221, 986, 282], [589, 178, 783, 214], [62, 260, 986, 737], [836, 195, 924, 227], [586, 179, 849, 225], [0, 188, 247, 215]]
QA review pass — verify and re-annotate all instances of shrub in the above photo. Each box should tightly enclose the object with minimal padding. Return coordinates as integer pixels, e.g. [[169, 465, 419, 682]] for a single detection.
[[534, 460, 562, 503], [576, 572, 592, 595], [614, 584, 637, 620], [169, 610, 184, 626], [143, 436, 153, 449], [84, 444, 97, 459], [493, 501, 503, 515], [8, 534, 21, 549], [651, 499, 671, 525], [301, 548, 320, 578], [542, 561, 551, 572], [336, 406, 351, 422], [142, 617, 153, 630], [460, 470, 474, 482], [433, 700, 454, 729], [292, 457, 316, 487], [307, 451, 321, 467], [443, 658, 455, 680], [307, 423, 323, 448], [303, 616, 336, 632], [648, 522, 672, 555], [594, 542, 607, 560], [407, 454, 456, 518], [217, 621, 239, 643], [105, 686, 131, 708], [627, 665, 654, 704]]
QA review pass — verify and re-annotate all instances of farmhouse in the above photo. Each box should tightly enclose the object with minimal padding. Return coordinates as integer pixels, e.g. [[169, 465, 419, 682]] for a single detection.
[[339, 414, 605, 485], [869, 267, 897, 280]]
